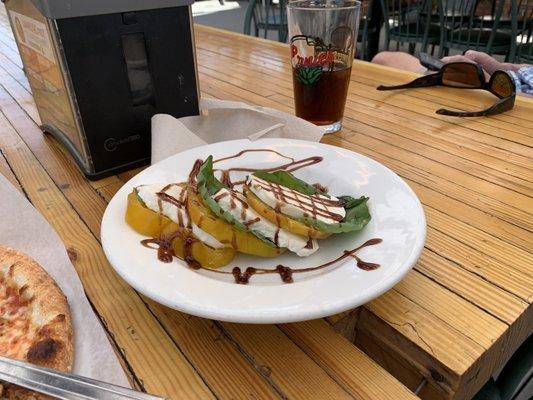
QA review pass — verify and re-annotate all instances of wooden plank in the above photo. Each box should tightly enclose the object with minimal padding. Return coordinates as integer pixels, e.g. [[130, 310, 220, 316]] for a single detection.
[[341, 91, 532, 175], [423, 227, 533, 302], [360, 292, 481, 396], [199, 67, 294, 112], [117, 167, 145, 183], [0, 72, 40, 123], [142, 299, 282, 399], [416, 249, 529, 324], [453, 304, 532, 400], [344, 84, 533, 149], [218, 322, 360, 399], [355, 329, 447, 400], [341, 86, 533, 157], [360, 289, 532, 400], [425, 207, 532, 278], [394, 272, 507, 349], [365, 290, 484, 375], [322, 135, 533, 252], [0, 36, 23, 68], [96, 181, 125, 203], [280, 320, 418, 399], [0, 110, 215, 399], [0, 149, 21, 192], [0, 53, 30, 90]]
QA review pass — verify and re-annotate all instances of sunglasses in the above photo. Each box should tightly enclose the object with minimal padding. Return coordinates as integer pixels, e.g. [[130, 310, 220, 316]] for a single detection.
[[377, 62, 516, 117]]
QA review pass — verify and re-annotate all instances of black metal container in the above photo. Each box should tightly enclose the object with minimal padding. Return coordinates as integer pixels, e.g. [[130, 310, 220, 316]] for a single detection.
[[6, 0, 199, 179]]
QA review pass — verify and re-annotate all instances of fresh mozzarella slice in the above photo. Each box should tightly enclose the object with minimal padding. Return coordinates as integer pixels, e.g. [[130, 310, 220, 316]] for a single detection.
[[213, 188, 319, 256], [136, 184, 190, 228], [247, 175, 346, 224], [136, 184, 227, 249], [191, 223, 227, 249]]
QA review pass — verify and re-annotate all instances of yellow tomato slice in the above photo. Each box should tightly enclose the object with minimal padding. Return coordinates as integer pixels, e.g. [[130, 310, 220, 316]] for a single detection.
[[187, 190, 284, 257], [125, 191, 173, 237], [243, 186, 331, 239], [126, 190, 235, 268], [159, 224, 236, 269]]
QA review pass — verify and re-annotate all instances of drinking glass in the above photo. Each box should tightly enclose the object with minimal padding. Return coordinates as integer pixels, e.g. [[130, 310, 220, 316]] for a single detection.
[[287, 0, 360, 134]]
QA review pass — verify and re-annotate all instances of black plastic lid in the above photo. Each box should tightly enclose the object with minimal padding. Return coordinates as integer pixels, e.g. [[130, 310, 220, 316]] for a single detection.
[[31, 0, 194, 19]]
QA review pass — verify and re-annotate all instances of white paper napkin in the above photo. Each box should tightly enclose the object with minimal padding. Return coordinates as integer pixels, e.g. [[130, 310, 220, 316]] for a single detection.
[[0, 173, 129, 387], [151, 99, 324, 164]]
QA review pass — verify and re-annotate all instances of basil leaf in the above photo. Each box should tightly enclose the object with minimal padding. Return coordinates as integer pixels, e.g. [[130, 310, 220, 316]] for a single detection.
[[196, 157, 276, 247], [253, 170, 327, 196], [197, 156, 245, 230], [299, 196, 371, 233], [196, 156, 225, 195]]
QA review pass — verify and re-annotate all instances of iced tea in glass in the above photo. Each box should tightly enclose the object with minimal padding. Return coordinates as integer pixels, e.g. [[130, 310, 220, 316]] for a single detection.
[[287, 1, 361, 133]]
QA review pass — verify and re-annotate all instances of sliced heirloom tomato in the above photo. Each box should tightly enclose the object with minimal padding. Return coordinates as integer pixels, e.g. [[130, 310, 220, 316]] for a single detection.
[[125, 191, 172, 237], [187, 190, 284, 257], [125, 190, 235, 269], [159, 224, 236, 269], [243, 186, 331, 239]]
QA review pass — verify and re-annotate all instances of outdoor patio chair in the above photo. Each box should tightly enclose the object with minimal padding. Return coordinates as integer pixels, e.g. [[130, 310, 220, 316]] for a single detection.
[[244, 0, 288, 42], [380, 0, 442, 55], [357, 0, 376, 60], [439, 0, 517, 57], [510, 0, 533, 62]]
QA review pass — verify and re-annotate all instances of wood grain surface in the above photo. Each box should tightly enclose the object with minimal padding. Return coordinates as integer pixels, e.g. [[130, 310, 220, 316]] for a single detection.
[[0, 5, 531, 399]]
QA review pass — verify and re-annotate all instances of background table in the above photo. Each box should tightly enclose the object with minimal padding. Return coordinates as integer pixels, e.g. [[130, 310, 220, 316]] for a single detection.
[[0, 5, 532, 399]]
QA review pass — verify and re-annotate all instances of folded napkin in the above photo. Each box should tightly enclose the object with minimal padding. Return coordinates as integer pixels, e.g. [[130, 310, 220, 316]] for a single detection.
[[0, 173, 129, 386], [151, 99, 324, 164]]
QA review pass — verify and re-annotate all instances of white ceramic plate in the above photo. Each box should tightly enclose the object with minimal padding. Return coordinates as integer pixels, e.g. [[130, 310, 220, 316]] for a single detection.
[[101, 139, 426, 323]]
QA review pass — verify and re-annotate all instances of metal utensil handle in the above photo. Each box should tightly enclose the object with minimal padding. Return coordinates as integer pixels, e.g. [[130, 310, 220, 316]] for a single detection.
[[0, 356, 166, 400]]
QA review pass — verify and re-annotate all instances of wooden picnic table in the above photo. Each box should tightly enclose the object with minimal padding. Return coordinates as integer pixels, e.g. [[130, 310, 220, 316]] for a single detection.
[[0, 5, 531, 399]]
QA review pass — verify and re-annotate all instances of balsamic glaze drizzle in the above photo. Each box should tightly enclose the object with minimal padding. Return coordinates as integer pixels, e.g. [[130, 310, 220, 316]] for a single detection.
[[142, 236, 382, 284], [139, 148, 381, 284], [212, 149, 323, 188]]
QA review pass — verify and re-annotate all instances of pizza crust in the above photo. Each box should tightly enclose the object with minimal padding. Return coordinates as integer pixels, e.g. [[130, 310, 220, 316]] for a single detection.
[[0, 246, 74, 399]]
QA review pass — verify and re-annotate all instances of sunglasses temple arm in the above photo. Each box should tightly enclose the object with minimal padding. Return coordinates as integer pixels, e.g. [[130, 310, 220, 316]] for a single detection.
[[377, 73, 441, 91], [436, 95, 515, 117], [436, 108, 488, 117]]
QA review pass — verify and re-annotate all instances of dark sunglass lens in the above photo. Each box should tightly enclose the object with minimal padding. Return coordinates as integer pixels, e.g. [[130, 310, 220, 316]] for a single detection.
[[442, 63, 482, 88], [490, 72, 514, 98]]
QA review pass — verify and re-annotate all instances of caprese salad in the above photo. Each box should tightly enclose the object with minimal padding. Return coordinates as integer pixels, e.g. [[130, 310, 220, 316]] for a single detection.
[[125, 155, 371, 269]]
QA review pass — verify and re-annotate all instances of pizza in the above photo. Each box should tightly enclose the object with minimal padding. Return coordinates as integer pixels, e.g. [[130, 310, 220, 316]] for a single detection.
[[0, 246, 74, 399]]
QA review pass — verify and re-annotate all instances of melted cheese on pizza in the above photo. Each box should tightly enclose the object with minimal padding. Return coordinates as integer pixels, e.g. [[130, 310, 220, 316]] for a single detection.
[[0, 276, 35, 360]]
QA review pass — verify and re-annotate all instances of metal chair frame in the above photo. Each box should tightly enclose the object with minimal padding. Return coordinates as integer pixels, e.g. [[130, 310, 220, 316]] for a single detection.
[[509, 0, 533, 62], [244, 0, 288, 42], [439, 0, 517, 57], [381, 0, 442, 55]]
